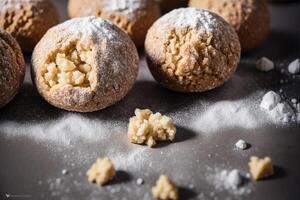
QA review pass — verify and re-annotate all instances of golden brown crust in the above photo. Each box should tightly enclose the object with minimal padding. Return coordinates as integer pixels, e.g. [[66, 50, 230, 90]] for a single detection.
[[0, 0, 59, 52], [32, 17, 139, 113], [145, 8, 241, 93], [0, 29, 25, 108], [155, 0, 189, 13], [189, 0, 270, 52], [68, 0, 160, 47]]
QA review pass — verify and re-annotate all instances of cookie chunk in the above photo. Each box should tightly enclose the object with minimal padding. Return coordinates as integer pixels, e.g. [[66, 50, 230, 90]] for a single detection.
[[189, 0, 270, 52], [0, 0, 59, 52], [68, 0, 160, 47], [249, 156, 274, 180], [86, 157, 116, 186], [0, 30, 25, 108], [145, 8, 241, 92], [127, 109, 176, 147], [32, 17, 139, 112], [152, 175, 178, 200]]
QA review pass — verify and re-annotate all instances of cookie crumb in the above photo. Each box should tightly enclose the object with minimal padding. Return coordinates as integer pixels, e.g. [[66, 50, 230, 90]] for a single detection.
[[235, 140, 248, 150], [288, 59, 300, 74], [86, 157, 116, 186], [248, 156, 274, 181], [256, 57, 274, 72], [127, 109, 176, 147], [152, 175, 178, 200]]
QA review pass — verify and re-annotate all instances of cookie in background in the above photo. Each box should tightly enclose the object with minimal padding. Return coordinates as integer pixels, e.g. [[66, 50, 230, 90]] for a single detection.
[[0, 0, 59, 52], [189, 0, 270, 52], [0, 29, 25, 108], [68, 0, 160, 48]]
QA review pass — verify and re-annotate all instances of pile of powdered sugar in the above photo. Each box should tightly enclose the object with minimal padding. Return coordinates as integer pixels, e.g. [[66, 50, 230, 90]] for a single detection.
[[0, 114, 124, 146], [207, 168, 252, 196]]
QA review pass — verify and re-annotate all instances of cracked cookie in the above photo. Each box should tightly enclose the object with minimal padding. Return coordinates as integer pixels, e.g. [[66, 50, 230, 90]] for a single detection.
[[32, 17, 139, 112], [145, 8, 241, 92], [0, 29, 25, 108], [189, 0, 270, 52], [68, 0, 160, 47], [0, 0, 59, 52]]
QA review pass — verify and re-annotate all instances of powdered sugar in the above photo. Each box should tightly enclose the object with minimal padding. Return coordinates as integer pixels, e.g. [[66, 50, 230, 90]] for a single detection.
[[0, 0, 44, 10], [0, 114, 123, 146], [207, 168, 252, 196], [54, 17, 119, 43], [260, 91, 296, 124], [192, 100, 262, 133], [101, 0, 145, 18], [288, 59, 300, 74], [153, 8, 225, 34]]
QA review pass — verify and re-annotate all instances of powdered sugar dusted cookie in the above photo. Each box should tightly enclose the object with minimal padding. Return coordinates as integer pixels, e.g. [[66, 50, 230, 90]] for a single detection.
[[32, 17, 139, 112], [145, 8, 241, 92], [189, 0, 270, 52], [0, 0, 59, 52], [0, 30, 25, 108], [68, 0, 160, 47]]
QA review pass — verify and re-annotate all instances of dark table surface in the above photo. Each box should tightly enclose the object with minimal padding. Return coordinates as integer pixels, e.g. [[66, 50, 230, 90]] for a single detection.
[[0, 1, 300, 200]]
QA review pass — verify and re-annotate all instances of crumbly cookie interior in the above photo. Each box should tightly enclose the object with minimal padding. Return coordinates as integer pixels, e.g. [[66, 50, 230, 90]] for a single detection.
[[163, 28, 224, 88], [42, 43, 96, 89]]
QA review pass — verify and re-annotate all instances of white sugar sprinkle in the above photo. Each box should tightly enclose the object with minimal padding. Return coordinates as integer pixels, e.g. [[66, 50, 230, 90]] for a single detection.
[[288, 59, 300, 74], [235, 140, 248, 150], [256, 57, 274, 72]]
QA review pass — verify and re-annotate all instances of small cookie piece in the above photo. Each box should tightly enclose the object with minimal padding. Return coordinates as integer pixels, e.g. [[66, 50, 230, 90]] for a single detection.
[[86, 157, 116, 186], [68, 0, 160, 47], [189, 0, 270, 52], [0, 30, 25, 108], [155, 0, 189, 13], [248, 156, 274, 181], [145, 8, 241, 92], [0, 0, 59, 52], [127, 109, 176, 147], [32, 17, 139, 112], [152, 175, 178, 200]]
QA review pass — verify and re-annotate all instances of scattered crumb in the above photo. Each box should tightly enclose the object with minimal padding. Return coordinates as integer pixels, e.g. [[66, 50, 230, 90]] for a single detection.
[[248, 156, 274, 181], [62, 169, 68, 175], [152, 175, 178, 200], [127, 109, 176, 147], [136, 178, 144, 186], [256, 57, 274, 72], [86, 157, 116, 186], [288, 59, 300, 74], [235, 140, 248, 150]]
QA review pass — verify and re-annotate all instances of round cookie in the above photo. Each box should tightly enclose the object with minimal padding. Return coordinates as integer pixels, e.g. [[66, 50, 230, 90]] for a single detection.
[[0, 0, 59, 52], [189, 0, 270, 52], [32, 17, 139, 112], [145, 8, 241, 93], [0, 29, 25, 108], [68, 0, 160, 47], [155, 0, 189, 13]]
